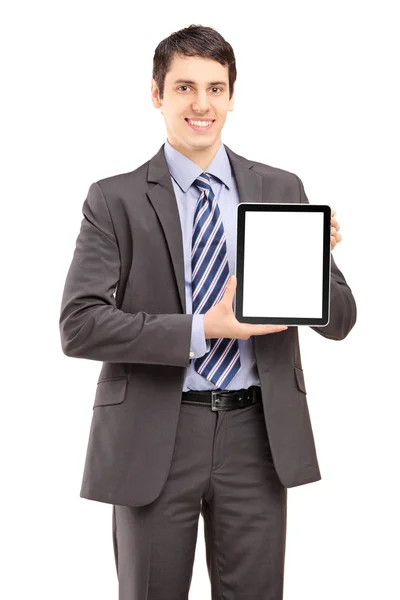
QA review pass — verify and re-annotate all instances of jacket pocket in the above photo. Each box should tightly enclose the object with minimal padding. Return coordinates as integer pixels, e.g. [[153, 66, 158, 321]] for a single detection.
[[294, 365, 307, 394], [93, 377, 128, 408]]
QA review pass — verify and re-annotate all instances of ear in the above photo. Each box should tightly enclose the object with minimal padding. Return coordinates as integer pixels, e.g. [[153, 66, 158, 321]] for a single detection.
[[228, 92, 235, 112], [151, 78, 162, 109]]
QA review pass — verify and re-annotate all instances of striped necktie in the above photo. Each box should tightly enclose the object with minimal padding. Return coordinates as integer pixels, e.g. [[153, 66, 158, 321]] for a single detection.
[[191, 172, 241, 389]]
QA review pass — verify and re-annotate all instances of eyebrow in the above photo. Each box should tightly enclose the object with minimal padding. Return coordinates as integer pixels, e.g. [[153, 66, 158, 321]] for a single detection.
[[173, 79, 227, 87]]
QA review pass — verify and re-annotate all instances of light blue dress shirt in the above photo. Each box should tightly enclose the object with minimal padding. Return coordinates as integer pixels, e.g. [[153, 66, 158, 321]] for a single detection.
[[163, 138, 261, 392]]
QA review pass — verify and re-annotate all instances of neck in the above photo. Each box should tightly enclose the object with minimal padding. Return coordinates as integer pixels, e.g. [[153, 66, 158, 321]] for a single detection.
[[167, 136, 221, 171]]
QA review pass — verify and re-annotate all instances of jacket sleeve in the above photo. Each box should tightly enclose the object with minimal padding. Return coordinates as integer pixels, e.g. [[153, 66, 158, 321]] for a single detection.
[[59, 181, 193, 365], [296, 175, 357, 340]]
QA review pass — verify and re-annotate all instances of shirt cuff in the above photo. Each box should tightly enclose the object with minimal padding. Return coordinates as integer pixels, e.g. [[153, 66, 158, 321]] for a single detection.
[[189, 314, 211, 359]]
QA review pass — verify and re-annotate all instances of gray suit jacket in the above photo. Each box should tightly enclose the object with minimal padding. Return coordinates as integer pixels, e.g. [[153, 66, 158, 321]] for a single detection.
[[59, 143, 357, 507]]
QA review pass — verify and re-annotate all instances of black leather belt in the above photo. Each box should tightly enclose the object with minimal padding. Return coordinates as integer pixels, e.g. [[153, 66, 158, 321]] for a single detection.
[[181, 385, 262, 411]]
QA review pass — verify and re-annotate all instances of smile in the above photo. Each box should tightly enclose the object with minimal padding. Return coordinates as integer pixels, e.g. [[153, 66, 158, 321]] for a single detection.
[[185, 119, 215, 132]]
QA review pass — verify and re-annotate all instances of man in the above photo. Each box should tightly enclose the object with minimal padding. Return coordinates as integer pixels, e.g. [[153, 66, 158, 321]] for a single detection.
[[59, 24, 356, 600]]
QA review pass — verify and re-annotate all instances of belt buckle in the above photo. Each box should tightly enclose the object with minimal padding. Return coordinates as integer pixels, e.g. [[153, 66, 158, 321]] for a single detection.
[[211, 390, 223, 411]]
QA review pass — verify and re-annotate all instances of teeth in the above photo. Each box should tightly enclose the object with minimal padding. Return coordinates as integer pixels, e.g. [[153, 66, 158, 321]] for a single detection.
[[188, 120, 212, 127]]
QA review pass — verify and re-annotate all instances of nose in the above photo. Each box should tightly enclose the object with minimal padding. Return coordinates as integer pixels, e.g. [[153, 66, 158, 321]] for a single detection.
[[191, 90, 211, 114]]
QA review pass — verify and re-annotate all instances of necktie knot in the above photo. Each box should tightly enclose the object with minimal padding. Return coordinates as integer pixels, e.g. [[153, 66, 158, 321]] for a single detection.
[[194, 172, 211, 193]]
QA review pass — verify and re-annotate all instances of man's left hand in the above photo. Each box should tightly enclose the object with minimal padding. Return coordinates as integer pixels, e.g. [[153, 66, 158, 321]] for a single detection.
[[331, 208, 342, 251]]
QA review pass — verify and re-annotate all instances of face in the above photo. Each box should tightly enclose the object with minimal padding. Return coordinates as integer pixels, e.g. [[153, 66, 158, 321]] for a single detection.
[[151, 53, 234, 168]]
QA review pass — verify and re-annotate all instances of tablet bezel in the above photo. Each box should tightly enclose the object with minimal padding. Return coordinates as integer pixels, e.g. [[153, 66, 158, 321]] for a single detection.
[[234, 203, 331, 326]]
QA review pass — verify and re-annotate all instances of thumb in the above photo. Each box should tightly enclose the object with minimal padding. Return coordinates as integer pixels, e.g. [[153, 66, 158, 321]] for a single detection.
[[225, 275, 236, 295]]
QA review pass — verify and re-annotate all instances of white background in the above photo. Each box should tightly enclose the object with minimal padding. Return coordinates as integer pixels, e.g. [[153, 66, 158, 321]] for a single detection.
[[2, 1, 399, 598]]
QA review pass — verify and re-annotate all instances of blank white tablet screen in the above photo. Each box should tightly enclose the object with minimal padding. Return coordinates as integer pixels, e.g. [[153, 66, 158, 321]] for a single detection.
[[243, 210, 324, 318]]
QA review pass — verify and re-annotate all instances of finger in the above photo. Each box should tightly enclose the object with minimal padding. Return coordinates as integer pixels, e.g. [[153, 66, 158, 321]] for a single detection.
[[331, 219, 340, 231], [331, 217, 340, 231]]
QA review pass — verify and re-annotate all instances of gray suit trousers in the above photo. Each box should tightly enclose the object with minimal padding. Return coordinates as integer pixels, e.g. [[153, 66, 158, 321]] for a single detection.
[[112, 395, 287, 600]]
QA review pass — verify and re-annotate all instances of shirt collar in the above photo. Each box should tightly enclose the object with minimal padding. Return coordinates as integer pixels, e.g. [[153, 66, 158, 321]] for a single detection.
[[163, 138, 232, 193]]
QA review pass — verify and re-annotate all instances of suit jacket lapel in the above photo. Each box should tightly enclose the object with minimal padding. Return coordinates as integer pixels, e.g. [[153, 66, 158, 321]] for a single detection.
[[146, 143, 263, 314]]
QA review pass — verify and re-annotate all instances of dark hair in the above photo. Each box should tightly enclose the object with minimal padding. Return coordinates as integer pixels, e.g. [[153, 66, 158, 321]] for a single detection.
[[152, 24, 236, 101]]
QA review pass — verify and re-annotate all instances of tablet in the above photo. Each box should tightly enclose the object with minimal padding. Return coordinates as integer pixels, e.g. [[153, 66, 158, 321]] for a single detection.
[[234, 203, 331, 326]]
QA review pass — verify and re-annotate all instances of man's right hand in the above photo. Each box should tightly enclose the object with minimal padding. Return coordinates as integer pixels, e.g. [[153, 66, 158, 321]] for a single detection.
[[203, 275, 288, 340]]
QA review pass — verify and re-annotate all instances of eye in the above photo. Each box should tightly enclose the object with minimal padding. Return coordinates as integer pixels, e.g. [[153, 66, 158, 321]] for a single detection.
[[177, 86, 223, 93]]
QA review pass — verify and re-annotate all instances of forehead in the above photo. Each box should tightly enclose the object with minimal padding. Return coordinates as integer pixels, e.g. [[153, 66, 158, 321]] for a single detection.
[[166, 54, 229, 85]]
